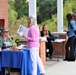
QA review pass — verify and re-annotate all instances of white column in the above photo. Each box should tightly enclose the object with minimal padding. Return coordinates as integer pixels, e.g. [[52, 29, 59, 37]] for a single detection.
[[29, 0, 36, 18], [57, 0, 63, 32]]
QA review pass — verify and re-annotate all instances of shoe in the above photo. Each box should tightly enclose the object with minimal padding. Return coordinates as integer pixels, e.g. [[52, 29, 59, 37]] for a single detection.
[[40, 73, 45, 75], [6, 73, 10, 75], [49, 56, 52, 59], [68, 59, 75, 62], [63, 59, 67, 61]]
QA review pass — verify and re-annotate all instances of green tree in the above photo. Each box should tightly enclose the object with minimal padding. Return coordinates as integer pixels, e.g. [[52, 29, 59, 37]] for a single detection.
[[43, 14, 57, 32], [8, 0, 15, 10], [14, 0, 28, 19], [37, 0, 57, 23], [63, 0, 76, 27], [8, 5, 18, 25], [8, 0, 18, 25], [64, 0, 76, 13]]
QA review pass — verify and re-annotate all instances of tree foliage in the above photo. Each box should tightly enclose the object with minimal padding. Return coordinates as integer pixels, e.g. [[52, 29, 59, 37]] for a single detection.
[[14, 0, 28, 19], [8, 0, 76, 33], [63, 0, 76, 27], [40, 14, 57, 32], [37, 0, 57, 24], [8, 0, 18, 25]]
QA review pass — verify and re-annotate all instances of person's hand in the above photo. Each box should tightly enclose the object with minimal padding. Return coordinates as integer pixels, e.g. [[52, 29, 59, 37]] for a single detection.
[[22, 35, 26, 38], [64, 28, 68, 32], [0, 48, 1, 52]]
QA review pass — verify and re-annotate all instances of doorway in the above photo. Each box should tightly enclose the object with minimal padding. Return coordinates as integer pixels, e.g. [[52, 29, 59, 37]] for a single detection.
[[0, 19, 4, 36]]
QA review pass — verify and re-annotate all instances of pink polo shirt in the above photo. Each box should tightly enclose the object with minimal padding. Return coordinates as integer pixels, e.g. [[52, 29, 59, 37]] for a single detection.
[[26, 25, 40, 48]]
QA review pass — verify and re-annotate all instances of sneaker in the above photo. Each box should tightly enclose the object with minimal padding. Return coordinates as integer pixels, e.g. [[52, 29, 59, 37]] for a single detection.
[[63, 59, 67, 61], [49, 56, 52, 59], [68, 59, 75, 62]]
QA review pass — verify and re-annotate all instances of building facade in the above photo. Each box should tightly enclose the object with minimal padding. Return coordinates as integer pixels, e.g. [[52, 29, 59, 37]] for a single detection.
[[0, 0, 8, 31]]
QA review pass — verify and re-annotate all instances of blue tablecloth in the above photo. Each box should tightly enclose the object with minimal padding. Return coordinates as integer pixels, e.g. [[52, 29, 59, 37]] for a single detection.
[[0, 50, 40, 75]]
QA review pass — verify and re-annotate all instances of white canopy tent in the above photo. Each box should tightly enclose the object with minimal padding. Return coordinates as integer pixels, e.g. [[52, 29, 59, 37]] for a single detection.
[[29, 0, 63, 32]]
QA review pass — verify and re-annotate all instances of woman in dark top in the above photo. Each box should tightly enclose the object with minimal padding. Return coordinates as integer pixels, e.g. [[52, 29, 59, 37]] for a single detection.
[[40, 24, 54, 59]]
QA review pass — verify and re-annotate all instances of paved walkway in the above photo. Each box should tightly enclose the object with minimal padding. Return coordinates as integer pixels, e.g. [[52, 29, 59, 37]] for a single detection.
[[45, 58, 76, 75]]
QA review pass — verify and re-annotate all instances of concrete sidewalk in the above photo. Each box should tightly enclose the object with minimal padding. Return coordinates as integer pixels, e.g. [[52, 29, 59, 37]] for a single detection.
[[45, 58, 76, 75]]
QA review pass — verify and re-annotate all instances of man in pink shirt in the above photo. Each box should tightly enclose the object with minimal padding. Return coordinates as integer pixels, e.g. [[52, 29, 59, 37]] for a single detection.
[[24, 15, 45, 75]]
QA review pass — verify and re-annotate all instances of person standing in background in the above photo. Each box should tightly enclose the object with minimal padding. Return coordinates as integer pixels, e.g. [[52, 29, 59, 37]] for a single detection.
[[23, 15, 45, 75], [63, 13, 76, 61], [72, 14, 76, 57]]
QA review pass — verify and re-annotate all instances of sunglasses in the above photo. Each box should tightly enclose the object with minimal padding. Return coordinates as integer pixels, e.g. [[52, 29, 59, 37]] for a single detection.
[[3, 31, 9, 33]]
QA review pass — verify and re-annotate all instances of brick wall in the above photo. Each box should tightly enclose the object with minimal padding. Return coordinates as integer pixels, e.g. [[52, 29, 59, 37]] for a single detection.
[[39, 41, 46, 66], [0, 0, 8, 28], [52, 35, 67, 55]]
